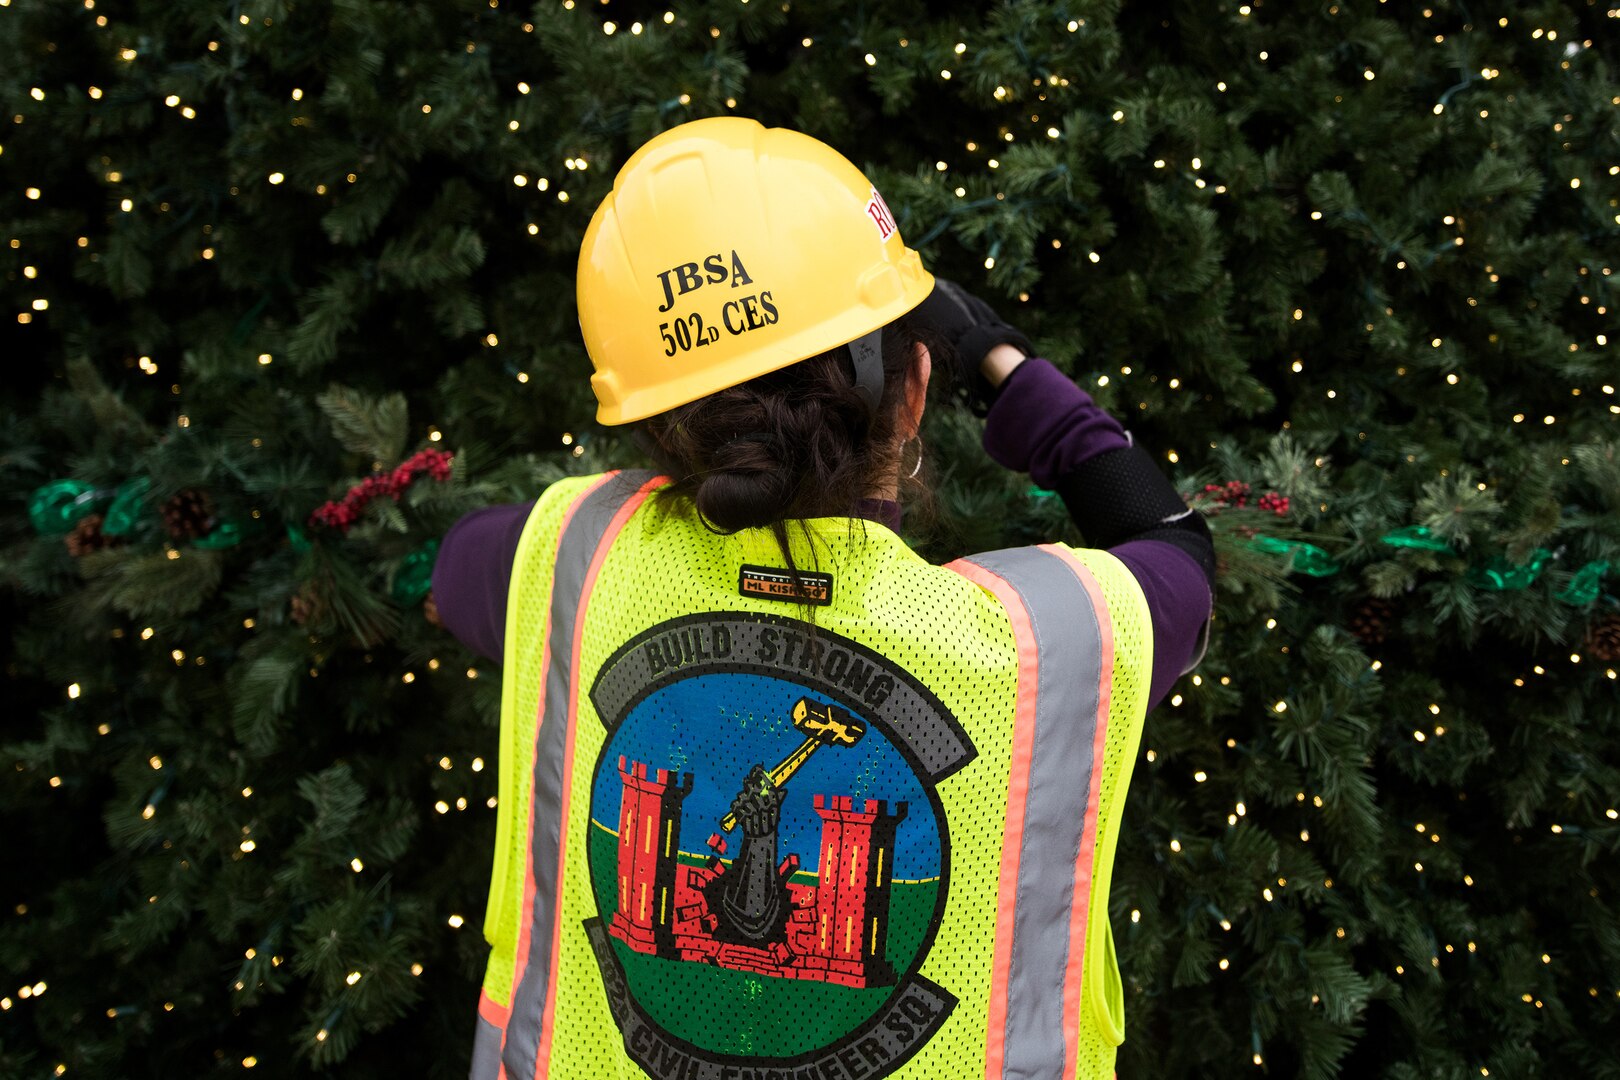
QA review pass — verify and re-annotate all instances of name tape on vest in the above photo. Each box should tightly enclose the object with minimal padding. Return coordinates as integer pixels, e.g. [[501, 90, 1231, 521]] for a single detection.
[[739, 565, 833, 606]]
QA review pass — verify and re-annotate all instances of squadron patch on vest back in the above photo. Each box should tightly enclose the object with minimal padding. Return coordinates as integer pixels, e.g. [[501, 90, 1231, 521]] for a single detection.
[[585, 612, 975, 1080]]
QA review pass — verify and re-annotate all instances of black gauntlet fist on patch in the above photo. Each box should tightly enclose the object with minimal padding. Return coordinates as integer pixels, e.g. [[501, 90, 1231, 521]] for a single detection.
[[728, 763, 787, 837]]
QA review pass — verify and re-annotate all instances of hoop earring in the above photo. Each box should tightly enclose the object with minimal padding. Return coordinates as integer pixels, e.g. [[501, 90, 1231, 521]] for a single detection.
[[907, 437, 924, 479]]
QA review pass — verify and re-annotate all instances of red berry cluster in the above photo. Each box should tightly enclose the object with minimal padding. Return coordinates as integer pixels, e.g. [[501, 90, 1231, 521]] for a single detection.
[[1203, 480, 1253, 507], [1196, 480, 1290, 517], [1257, 491, 1291, 515], [309, 448, 454, 532]]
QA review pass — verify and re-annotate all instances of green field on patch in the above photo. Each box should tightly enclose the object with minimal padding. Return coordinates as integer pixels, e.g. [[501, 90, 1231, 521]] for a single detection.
[[586, 823, 940, 1056]]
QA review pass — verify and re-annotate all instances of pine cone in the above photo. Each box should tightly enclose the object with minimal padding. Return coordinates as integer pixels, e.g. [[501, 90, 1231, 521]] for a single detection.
[[65, 513, 117, 557], [1585, 612, 1620, 663], [423, 589, 443, 628], [1348, 596, 1396, 647], [161, 488, 215, 540], [289, 584, 326, 628]]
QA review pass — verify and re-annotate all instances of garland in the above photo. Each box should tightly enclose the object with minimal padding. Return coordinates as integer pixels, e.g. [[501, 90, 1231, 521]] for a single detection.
[[308, 449, 454, 533], [26, 457, 1610, 608]]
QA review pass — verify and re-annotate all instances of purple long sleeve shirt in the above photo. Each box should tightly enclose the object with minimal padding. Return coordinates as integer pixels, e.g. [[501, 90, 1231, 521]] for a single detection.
[[432, 358, 1212, 711]]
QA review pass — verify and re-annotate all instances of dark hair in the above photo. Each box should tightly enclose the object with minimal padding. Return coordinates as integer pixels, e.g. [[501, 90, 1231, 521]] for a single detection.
[[640, 312, 935, 534]]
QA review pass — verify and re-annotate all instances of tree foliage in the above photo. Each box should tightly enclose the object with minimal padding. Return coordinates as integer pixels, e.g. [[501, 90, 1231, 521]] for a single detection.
[[2, 0, 1617, 1076]]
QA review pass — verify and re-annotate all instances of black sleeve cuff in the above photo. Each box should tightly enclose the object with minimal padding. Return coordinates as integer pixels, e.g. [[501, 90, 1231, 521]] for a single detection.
[[1052, 444, 1215, 590]]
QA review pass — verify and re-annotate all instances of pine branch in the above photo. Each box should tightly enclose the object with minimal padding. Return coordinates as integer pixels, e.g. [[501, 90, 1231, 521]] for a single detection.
[[1362, 559, 1419, 599], [1572, 441, 1620, 510], [289, 269, 369, 372], [1414, 469, 1502, 550], [293, 764, 367, 849], [304, 546, 400, 648], [231, 634, 307, 758], [81, 547, 225, 620], [64, 359, 156, 451], [315, 385, 409, 467]]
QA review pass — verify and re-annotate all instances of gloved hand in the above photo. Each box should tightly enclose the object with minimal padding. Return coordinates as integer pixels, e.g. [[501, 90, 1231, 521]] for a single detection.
[[908, 278, 1034, 416]]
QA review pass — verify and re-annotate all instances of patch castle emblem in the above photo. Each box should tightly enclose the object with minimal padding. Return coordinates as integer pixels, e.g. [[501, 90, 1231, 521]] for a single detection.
[[585, 613, 976, 1079]]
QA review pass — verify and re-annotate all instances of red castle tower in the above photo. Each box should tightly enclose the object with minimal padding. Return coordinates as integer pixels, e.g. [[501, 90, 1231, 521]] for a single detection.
[[608, 756, 693, 956], [606, 759, 909, 989], [804, 795, 908, 987]]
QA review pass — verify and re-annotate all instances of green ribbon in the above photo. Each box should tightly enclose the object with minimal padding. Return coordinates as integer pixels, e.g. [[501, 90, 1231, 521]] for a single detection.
[[1381, 525, 1455, 553], [1556, 560, 1609, 606], [390, 539, 440, 605], [1466, 548, 1554, 591], [102, 478, 152, 537], [193, 521, 252, 549], [29, 480, 102, 535], [1248, 535, 1341, 577], [286, 524, 312, 553]]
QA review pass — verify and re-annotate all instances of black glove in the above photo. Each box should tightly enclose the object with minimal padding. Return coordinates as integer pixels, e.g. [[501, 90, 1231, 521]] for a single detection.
[[908, 279, 1034, 416]]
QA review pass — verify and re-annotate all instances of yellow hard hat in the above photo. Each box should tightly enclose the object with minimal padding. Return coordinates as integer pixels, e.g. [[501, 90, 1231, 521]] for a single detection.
[[578, 117, 935, 425]]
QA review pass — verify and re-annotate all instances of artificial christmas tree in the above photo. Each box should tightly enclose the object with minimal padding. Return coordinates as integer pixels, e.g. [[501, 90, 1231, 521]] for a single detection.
[[2, 1, 1617, 1077]]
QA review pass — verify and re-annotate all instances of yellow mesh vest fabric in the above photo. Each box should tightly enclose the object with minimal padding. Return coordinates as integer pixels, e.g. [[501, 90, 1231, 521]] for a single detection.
[[482, 480, 1155, 1080], [1062, 546, 1154, 1078], [482, 474, 603, 1007]]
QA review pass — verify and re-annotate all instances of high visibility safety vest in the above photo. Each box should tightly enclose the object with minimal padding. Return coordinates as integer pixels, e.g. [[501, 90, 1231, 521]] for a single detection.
[[471, 470, 1154, 1080]]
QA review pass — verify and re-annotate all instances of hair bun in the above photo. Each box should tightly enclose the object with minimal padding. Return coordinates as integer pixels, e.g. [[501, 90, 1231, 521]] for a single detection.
[[695, 471, 793, 534], [694, 432, 795, 532]]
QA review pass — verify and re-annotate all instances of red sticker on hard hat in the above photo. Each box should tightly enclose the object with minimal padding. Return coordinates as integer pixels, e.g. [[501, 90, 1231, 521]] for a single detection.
[[865, 187, 897, 241]]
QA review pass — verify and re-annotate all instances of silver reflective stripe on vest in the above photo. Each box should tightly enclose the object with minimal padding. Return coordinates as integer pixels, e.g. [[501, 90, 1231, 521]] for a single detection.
[[501, 470, 659, 1080], [958, 547, 1105, 1080], [471, 1013, 503, 1079]]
